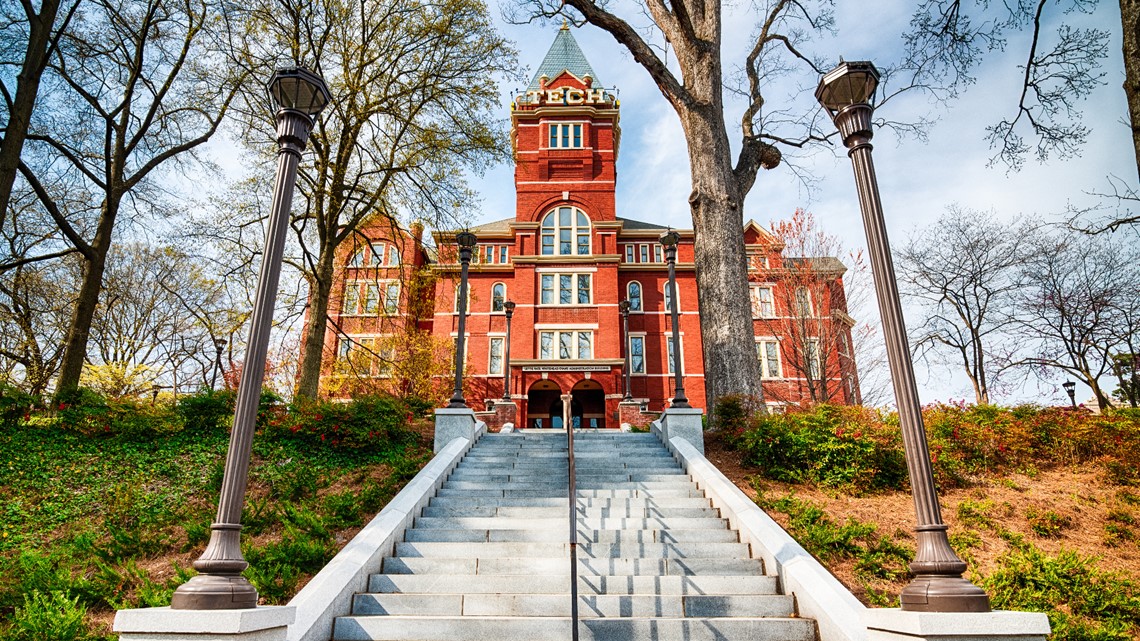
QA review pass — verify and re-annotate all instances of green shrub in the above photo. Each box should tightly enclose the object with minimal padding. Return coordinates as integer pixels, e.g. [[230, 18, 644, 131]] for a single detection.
[[269, 395, 414, 453], [8, 591, 92, 641], [54, 389, 181, 439], [1026, 508, 1072, 538], [983, 542, 1140, 641], [0, 383, 36, 428], [176, 389, 236, 433]]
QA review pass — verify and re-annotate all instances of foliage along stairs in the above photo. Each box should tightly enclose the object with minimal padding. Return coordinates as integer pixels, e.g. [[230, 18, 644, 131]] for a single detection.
[[331, 431, 817, 641]]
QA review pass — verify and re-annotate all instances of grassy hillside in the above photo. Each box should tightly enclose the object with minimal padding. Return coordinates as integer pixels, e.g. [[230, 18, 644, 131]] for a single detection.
[[0, 389, 432, 641], [710, 401, 1140, 641]]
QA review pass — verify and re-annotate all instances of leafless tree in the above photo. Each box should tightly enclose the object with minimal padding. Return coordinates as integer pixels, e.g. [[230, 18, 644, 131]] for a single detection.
[[225, 0, 518, 400], [1015, 228, 1139, 410], [18, 0, 243, 396], [897, 206, 1035, 404], [0, 0, 79, 225]]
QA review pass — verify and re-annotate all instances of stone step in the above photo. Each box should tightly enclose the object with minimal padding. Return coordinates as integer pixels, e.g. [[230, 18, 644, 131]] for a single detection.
[[457, 461, 680, 470], [392, 541, 749, 559], [412, 516, 728, 531], [404, 528, 740, 543], [350, 593, 795, 618], [441, 481, 695, 491], [445, 473, 689, 483], [381, 557, 765, 576], [434, 488, 706, 498], [419, 506, 718, 518], [367, 574, 778, 596], [332, 615, 815, 641], [427, 497, 712, 509]]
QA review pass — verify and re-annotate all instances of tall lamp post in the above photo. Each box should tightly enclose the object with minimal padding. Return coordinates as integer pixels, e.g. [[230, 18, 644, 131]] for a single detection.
[[659, 231, 690, 408], [171, 67, 330, 610], [211, 337, 227, 390], [1063, 381, 1077, 409], [448, 231, 477, 408], [502, 300, 516, 401], [816, 61, 990, 612], [619, 300, 633, 401]]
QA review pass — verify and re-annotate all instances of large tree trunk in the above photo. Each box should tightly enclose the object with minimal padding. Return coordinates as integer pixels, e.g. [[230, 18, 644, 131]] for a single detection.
[[679, 105, 765, 413], [0, 0, 64, 223], [1122, 0, 1140, 182], [295, 248, 336, 399], [55, 200, 117, 394]]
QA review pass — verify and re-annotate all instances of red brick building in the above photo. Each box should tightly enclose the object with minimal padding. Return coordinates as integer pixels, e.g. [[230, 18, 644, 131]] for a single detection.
[[319, 26, 860, 426]]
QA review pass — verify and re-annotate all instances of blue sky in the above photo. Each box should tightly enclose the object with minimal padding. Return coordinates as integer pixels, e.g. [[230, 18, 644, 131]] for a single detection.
[[465, 1, 1134, 406]]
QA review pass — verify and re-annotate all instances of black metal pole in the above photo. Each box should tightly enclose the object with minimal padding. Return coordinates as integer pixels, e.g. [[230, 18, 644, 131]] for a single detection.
[[448, 234, 475, 408], [619, 300, 632, 401], [661, 234, 690, 408], [503, 301, 515, 401]]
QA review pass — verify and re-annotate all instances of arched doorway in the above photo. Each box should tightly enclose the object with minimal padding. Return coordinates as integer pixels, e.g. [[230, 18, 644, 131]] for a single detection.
[[526, 380, 562, 429], [571, 379, 606, 429]]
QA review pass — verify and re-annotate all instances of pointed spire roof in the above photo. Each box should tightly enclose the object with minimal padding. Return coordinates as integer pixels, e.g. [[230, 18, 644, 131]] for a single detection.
[[526, 24, 601, 91]]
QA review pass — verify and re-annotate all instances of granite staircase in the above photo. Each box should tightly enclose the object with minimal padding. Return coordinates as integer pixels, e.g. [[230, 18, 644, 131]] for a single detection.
[[331, 431, 817, 641]]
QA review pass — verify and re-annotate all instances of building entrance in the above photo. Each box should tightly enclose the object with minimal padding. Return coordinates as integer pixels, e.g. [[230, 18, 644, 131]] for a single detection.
[[571, 379, 606, 428], [526, 380, 561, 429]]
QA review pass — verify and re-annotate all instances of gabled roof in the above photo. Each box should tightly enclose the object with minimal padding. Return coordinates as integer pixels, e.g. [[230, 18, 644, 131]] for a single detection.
[[526, 24, 601, 91], [617, 217, 669, 231]]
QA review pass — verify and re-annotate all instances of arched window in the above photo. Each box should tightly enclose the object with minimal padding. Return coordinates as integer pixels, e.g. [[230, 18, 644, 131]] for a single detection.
[[627, 281, 642, 312], [347, 247, 366, 267], [492, 282, 506, 312], [663, 282, 680, 313], [540, 206, 591, 256]]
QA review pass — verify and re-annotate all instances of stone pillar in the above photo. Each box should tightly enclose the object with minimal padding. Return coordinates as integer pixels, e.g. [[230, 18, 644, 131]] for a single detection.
[[434, 407, 485, 452], [493, 401, 517, 430], [657, 407, 704, 454], [865, 609, 1050, 641]]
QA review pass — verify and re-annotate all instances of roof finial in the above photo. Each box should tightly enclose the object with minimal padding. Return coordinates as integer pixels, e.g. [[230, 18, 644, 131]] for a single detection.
[[561, 18, 569, 30]]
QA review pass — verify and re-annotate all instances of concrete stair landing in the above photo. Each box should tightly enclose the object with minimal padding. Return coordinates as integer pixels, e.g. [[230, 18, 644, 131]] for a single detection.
[[332, 432, 817, 641]]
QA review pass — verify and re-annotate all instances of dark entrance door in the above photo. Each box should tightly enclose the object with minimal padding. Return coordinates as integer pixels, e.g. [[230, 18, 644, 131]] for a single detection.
[[526, 380, 562, 428], [571, 379, 606, 428]]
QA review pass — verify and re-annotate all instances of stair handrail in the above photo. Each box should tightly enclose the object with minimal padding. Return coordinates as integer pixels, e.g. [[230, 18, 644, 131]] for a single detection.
[[563, 395, 580, 641]]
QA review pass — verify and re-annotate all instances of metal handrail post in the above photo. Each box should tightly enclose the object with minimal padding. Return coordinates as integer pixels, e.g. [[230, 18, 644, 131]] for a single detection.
[[562, 393, 579, 641]]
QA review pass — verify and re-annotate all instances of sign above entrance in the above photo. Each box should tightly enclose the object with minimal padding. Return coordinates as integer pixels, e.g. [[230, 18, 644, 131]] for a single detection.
[[522, 364, 612, 372]]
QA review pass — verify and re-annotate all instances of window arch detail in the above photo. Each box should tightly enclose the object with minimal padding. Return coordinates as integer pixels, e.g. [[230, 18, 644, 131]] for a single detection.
[[540, 206, 591, 256], [627, 281, 642, 312], [492, 282, 506, 312]]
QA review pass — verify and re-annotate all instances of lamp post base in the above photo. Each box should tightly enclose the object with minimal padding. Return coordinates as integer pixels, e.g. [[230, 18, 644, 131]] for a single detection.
[[171, 573, 258, 610], [901, 574, 991, 612]]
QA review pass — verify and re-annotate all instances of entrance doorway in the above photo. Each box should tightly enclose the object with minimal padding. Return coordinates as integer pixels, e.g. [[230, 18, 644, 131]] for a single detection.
[[526, 380, 561, 429], [571, 379, 606, 429]]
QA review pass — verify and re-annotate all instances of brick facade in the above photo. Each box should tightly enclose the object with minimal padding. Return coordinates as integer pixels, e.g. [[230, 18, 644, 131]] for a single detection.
[[318, 26, 860, 426]]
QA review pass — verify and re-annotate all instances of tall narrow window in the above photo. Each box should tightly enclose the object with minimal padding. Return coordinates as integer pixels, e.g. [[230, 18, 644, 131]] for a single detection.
[[388, 245, 400, 266], [559, 331, 572, 359], [363, 284, 380, 314], [484, 245, 494, 263], [384, 282, 400, 314], [369, 243, 385, 266], [342, 283, 359, 315], [664, 282, 677, 313], [627, 281, 642, 311], [654, 244, 663, 263], [559, 275, 573, 304], [667, 336, 679, 374], [639, 244, 649, 263], [492, 283, 506, 312], [489, 337, 504, 375], [807, 339, 821, 379], [577, 333, 592, 359], [549, 125, 557, 148], [751, 286, 774, 318], [540, 332, 553, 359], [577, 274, 591, 304], [540, 207, 591, 255], [541, 275, 554, 304], [573, 124, 582, 147], [625, 245, 634, 263], [630, 336, 645, 374], [795, 287, 814, 317], [756, 340, 780, 378], [499, 246, 508, 263]]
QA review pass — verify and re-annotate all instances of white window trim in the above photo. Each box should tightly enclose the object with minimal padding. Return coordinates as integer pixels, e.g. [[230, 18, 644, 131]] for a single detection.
[[750, 284, 776, 319], [548, 121, 585, 149], [537, 272, 593, 306], [628, 332, 647, 376], [488, 336, 505, 375], [663, 281, 681, 313], [795, 287, 815, 318], [755, 337, 782, 379], [627, 280, 644, 313], [491, 282, 507, 313], [666, 334, 685, 376], [538, 329, 595, 361], [540, 206, 592, 256]]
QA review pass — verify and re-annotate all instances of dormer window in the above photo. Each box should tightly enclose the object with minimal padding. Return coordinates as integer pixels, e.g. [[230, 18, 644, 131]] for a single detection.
[[549, 122, 583, 148], [540, 207, 591, 255]]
